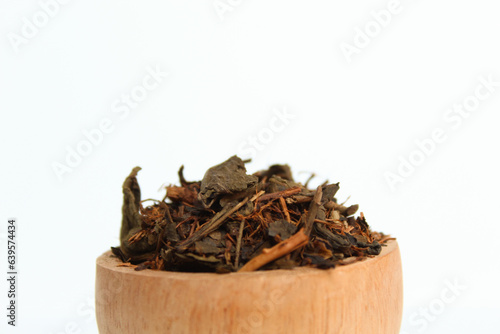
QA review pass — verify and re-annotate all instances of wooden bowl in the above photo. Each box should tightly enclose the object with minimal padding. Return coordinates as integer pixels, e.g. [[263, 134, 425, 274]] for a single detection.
[[95, 240, 402, 334]]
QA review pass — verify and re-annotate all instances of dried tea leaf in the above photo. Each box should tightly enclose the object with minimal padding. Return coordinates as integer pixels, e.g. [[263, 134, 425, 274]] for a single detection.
[[120, 167, 142, 242], [268, 219, 297, 240], [225, 221, 241, 237], [120, 167, 157, 259], [263, 257, 297, 270], [195, 238, 223, 255], [354, 234, 368, 244], [165, 185, 197, 205], [303, 255, 336, 269], [238, 201, 254, 216], [321, 183, 339, 203], [255, 164, 294, 181], [184, 253, 221, 263], [314, 223, 351, 251], [308, 239, 334, 260], [165, 223, 180, 242], [178, 165, 196, 186], [316, 205, 326, 221], [110, 246, 127, 262], [346, 204, 359, 217], [355, 239, 382, 255], [199, 156, 258, 206], [267, 176, 298, 193], [208, 230, 223, 241]]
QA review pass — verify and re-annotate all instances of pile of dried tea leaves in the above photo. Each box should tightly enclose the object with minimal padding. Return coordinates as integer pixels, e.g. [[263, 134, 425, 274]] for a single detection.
[[111, 156, 393, 273]]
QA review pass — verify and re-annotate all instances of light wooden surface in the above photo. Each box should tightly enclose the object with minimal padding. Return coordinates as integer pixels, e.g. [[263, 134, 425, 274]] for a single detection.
[[95, 240, 402, 334]]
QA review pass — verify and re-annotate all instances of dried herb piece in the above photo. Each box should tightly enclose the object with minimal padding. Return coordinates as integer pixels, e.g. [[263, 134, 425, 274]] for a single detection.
[[199, 156, 258, 207], [119, 167, 157, 263], [239, 228, 309, 272], [111, 156, 392, 273], [268, 220, 297, 241], [195, 238, 223, 255]]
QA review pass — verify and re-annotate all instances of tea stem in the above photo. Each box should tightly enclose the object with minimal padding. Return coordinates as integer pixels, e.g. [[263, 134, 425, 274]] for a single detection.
[[234, 219, 245, 269], [238, 228, 309, 272]]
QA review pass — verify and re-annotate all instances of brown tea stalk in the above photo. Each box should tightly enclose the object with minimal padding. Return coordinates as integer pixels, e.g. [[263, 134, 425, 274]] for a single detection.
[[238, 228, 309, 272]]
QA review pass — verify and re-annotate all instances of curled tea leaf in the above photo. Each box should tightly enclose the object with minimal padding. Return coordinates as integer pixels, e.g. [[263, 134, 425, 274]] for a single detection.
[[120, 167, 157, 260]]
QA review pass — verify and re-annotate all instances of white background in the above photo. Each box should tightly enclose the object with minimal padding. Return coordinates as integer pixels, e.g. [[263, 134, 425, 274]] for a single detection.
[[1, 1, 499, 333]]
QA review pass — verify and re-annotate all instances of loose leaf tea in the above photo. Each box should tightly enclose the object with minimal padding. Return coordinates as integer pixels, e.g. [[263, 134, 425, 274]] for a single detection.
[[111, 156, 393, 273]]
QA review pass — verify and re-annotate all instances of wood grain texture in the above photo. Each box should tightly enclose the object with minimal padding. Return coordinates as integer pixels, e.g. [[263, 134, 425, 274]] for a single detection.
[[95, 240, 402, 334]]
